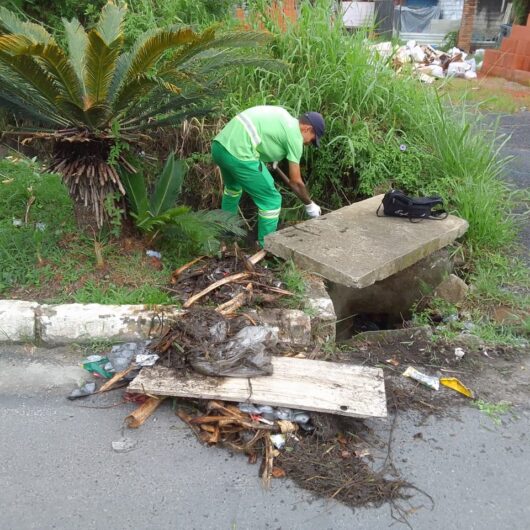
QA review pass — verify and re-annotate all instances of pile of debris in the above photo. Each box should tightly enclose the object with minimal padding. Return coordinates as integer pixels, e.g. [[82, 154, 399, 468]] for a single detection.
[[65, 247, 416, 509], [371, 40, 480, 84], [167, 248, 293, 314]]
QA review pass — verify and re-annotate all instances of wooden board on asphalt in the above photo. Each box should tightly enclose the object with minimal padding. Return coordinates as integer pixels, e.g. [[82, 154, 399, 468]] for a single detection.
[[128, 357, 387, 419]]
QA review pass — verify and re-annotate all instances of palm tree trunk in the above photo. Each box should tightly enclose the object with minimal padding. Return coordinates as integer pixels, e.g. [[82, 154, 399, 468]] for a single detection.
[[73, 202, 100, 233]]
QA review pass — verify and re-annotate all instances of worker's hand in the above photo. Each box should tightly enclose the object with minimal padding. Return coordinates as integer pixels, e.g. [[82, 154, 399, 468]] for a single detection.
[[304, 202, 321, 218]]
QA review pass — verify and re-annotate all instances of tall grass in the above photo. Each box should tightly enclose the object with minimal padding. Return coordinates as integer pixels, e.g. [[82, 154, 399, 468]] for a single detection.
[[224, 0, 514, 251]]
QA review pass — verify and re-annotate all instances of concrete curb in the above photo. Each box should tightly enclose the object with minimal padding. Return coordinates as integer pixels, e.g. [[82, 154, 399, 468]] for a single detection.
[[0, 278, 336, 347]]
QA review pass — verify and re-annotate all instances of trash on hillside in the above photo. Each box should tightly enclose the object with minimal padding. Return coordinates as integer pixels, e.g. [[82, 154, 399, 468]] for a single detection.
[[12, 218, 23, 227], [402, 366, 440, 390], [67, 381, 96, 400], [83, 355, 113, 378], [370, 40, 479, 84], [440, 377, 474, 398], [454, 347, 466, 360], [35, 222, 46, 231]]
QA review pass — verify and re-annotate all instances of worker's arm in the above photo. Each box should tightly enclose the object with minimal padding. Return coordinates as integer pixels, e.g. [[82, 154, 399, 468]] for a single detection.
[[287, 162, 312, 205], [287, 162, 321, 218]]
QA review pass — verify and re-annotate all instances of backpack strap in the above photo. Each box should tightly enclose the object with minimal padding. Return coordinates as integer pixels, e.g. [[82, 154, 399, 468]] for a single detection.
[[429, 209, 448, 220]]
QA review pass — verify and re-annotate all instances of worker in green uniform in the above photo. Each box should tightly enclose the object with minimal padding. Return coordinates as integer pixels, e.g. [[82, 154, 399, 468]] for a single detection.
[[211, 105, 325, 247]]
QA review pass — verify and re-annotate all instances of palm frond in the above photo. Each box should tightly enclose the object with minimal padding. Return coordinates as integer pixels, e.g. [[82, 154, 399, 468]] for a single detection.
[[96, 1, 126, 47], [0, 34, 33, 54], [134, 108, 212, 131], [120, 93, 205, 126], [168, 29, 272, 70], [111, 26, 195, 98], [192, 53, 285, 76], [84, 30, 121, 110], [25, 43, 84, 106], [0, 6, 52, 44], [62, 18, 88, 94], [0, 52, 62, 111], [113, 74, 181, 114], [166, 209, 245, 249]]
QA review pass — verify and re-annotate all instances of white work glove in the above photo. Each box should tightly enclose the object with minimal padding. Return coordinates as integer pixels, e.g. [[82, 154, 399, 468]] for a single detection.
[[305, 201, 321, 218]]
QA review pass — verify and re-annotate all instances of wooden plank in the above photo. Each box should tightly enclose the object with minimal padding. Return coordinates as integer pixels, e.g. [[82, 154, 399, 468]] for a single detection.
[[128, 357, 387, 419]]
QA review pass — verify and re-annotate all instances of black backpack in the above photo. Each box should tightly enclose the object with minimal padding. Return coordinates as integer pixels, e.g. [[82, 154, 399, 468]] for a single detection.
[[376, 189, 447, 222]]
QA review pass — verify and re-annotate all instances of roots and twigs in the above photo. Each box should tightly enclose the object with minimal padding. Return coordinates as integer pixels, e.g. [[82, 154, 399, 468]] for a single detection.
[[276, 435, 410, 509], [170, 397, 415, 510], [168, 246, 292, 311]]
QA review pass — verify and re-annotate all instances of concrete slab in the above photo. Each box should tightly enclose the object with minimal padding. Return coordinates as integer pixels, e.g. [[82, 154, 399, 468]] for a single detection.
[[265, 195, 468, 289]]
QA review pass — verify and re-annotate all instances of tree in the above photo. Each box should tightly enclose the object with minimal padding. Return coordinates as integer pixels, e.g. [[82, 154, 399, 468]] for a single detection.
[[0, 2, 274, 228]]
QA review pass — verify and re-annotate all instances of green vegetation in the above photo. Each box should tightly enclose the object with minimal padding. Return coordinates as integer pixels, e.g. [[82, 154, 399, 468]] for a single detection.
[[474, 399, 512, 425], [277, 258, 308, 310], [225, 0, 514, 254], [122, 152, 244, 252], [0, 157, 185, 302], [439, 77, 530, 114], [0, 2, 273, 227]]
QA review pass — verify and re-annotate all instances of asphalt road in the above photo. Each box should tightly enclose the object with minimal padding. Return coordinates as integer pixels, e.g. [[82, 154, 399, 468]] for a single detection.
[[1, 347, 529, 530], [487, 111, 530, 260]]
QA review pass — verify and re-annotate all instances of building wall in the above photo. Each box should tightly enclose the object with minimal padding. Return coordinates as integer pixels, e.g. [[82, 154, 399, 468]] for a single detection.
[[474, 0, 509, 40]]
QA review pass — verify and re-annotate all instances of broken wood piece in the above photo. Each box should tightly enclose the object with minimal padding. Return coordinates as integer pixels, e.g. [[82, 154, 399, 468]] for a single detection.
[[128, 358, 387, 419], [261, 434, 274, 489], [215, 283, 253, 315], [247, 249, 267, 266], [183, 272, 251, 308], [125, 396, 166, 428], [243, 249, 266, 272], [170, 256, 205, 284], [235, 280, 293, 296], [97, 366, 136, 394]]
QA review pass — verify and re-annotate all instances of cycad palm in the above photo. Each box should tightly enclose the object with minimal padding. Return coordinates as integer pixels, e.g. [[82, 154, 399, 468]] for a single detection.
[[0, 2, 273, 227]]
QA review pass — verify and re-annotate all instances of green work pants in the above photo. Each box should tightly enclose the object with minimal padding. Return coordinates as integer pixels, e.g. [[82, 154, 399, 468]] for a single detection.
[[211, 141, 281, 247]]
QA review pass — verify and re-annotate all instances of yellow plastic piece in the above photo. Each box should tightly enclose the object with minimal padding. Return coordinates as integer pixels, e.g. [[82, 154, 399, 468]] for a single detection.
[[440, 377, 474, 398]]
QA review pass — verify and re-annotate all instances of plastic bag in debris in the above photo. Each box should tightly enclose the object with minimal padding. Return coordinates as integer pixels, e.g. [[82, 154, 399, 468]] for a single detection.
[[108, 341, 152, 371], [189, 326, 277, 378], [238, 403, 311, 425]]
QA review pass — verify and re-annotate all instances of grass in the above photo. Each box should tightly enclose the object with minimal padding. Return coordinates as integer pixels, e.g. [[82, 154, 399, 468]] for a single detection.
[[0, 156, 188, 304], [438, 77, 530, 114], [276, 258, 308, 310], [473, 399, 512, 425], [225, 0, 515, 255]]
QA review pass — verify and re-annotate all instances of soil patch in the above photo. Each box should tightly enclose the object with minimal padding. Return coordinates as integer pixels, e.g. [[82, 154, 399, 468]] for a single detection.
[[335, 329, 529, 414]]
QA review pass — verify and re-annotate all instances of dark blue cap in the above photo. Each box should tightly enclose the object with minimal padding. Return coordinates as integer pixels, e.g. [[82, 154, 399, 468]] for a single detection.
[[303, 111, 325, 147]]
